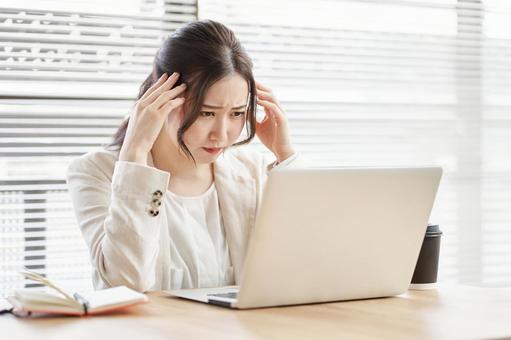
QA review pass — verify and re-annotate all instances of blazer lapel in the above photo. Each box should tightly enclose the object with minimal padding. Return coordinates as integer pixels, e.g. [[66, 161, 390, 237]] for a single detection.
[[213, 153, 256, 284]]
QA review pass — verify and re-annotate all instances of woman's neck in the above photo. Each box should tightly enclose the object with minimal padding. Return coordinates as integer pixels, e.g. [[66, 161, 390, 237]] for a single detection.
[[150, 135, 211, 180]]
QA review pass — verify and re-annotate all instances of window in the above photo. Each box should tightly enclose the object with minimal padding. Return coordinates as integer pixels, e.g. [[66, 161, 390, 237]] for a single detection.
[[0, 0, 197, 296], [199, 0, 511, 286], [2, 0, 510, 298]]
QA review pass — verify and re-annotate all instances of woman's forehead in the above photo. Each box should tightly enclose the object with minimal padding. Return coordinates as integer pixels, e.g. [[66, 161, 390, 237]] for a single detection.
[[202, 73, 249, 108]]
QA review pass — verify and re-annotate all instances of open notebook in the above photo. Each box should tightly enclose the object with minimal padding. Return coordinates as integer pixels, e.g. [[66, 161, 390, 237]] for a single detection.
[[6, 269, 148, 316]]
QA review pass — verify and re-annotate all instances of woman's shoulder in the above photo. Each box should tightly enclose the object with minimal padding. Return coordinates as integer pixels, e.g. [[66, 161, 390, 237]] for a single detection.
[[223, 146, 268, 163], [222, 145, 270, 164], [217, 146, 272, 177], [67, 146, 120, 179]]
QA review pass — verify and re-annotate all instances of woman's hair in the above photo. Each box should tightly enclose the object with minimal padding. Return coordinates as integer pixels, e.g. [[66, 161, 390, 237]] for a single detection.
[[108, 19, 257, 160]]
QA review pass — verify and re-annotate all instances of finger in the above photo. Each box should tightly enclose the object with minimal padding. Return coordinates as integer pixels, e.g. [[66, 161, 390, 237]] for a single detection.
[[257, 99, 285, 125], [150, 83, 187, 110], [141, 73, 168, 100], [256, 90, 280, 106], [255, 81, 272, 92], [160, 97, 185, 115], [256, 107, 273, 124], [256, 111, 270, 124], [141, 72, 180, 107], [142, 72, 179, 106], [256, 82, 281, 107], [160, 98, 185, 132], [255, 115, 271, 131]]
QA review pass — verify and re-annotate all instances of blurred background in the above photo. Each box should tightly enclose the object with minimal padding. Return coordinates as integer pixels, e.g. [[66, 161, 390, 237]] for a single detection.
[[1, 0, 510, 297]]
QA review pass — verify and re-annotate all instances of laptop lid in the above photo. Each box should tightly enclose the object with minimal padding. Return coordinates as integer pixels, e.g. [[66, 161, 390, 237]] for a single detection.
[[234, 167, 442, 309]]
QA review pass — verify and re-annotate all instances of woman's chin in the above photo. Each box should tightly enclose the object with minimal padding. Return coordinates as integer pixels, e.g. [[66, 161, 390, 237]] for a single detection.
[[193, 150, 222, 164]]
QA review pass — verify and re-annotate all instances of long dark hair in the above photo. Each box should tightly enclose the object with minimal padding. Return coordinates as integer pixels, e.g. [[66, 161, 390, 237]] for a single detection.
[[108, 20, 257, 160]]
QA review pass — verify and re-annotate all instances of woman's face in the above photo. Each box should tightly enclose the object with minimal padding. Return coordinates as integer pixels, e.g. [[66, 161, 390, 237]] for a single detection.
[[182, 72, 249, 164]]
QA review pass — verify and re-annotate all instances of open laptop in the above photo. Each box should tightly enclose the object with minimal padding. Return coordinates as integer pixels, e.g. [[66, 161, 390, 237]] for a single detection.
[[167, 167, 442, 309]]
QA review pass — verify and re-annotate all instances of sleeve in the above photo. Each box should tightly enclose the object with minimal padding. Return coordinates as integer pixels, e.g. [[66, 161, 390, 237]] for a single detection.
[[67, 155, 169, 292], [265, 152, 299, 173]]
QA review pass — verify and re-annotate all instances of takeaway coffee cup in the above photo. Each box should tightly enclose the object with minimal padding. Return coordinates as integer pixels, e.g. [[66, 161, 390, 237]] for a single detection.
[[409, 224, 442, 290]]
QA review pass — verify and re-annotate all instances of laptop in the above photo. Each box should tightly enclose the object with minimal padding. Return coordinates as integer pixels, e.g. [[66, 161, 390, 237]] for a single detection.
[[167, 167, 442, 309]]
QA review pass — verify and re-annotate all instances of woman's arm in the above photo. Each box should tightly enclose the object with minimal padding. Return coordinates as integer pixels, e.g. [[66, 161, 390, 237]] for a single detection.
[[67, 153, 169, 292], [67, 73, 186, 291]]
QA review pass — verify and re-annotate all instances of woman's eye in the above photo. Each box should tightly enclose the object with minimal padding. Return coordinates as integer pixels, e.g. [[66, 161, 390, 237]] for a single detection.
[[233, 111, 245, 118], [200, 112, 214, 117]]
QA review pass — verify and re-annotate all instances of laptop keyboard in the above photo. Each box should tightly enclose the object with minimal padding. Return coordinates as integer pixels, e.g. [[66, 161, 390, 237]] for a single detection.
[[207, 291, 238, 299]]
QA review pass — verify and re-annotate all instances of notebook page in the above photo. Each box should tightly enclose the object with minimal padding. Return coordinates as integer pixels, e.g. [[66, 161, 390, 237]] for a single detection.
[[14, 290, 79, 308], [78, 286, 148, 312]]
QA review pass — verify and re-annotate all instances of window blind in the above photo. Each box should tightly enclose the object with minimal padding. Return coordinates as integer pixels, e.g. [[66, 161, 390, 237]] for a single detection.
[[2, 0, 510, 299], [0, 0, 197, 297], [199, 0, 511, 287]]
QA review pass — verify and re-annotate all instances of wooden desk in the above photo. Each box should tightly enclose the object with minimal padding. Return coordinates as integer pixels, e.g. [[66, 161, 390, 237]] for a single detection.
[[2, 284, 511, 340]]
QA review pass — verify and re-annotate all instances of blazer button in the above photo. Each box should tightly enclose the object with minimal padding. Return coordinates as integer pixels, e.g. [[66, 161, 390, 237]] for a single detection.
[[150, 198, 161, 211], [152, 190, 163, 199]]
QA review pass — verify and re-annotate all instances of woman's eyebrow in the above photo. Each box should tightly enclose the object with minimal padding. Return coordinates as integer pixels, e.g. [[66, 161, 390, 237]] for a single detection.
[[202, 104, 247, 110]]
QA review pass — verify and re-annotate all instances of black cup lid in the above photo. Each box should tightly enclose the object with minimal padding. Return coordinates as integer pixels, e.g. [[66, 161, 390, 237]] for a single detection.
[[426, 224, 442, 235]]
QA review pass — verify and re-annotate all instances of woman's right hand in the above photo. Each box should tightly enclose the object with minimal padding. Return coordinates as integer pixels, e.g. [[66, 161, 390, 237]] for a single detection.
[[119, 72, 187, 165]]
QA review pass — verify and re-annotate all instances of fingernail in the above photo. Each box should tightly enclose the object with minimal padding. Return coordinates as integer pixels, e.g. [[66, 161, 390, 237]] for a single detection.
[[181, 83, 187, 88]]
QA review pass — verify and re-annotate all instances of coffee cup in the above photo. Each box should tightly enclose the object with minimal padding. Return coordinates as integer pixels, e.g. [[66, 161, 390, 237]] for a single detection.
[[409, 224, 442, 290]]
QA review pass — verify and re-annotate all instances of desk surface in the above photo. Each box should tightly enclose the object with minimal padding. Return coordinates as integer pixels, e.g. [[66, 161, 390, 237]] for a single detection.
[[2, 284, 511, 340]]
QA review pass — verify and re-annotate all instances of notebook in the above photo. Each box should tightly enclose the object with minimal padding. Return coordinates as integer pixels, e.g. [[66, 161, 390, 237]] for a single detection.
[[6, 269, 148, 316]]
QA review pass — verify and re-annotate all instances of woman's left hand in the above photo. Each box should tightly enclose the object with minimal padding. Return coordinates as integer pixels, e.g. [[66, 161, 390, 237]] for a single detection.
[[255, 81, 295, 163]]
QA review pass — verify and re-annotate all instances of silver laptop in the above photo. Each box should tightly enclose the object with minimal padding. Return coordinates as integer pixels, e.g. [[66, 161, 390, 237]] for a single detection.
[[167, 167, 442, 309]]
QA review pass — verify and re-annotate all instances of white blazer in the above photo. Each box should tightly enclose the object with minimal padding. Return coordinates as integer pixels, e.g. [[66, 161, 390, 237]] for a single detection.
[[67, 146, 300, 292]]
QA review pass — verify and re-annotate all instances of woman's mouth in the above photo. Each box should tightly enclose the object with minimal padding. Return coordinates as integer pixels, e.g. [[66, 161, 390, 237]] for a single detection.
[[202, 147, 221, 155]]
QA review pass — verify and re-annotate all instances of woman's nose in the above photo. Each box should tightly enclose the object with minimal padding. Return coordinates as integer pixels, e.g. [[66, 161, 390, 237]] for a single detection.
[[209, 119, 229, 144]]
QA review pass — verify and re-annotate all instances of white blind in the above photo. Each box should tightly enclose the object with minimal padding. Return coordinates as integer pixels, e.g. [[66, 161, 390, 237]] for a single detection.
[[199, 0, 511, 286], [0, 0, 197, 297], [2, 0, 510, 299]]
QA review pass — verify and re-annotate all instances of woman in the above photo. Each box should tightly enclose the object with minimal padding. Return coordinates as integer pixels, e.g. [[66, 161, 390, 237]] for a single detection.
[[67, 20, 300, 292]]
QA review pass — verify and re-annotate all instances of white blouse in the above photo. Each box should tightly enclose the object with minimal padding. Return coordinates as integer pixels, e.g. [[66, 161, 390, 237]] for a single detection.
[[166, 182, 234, 289]]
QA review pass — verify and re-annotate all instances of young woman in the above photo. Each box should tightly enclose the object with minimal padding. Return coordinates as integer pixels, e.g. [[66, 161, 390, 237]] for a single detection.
[[67, 20, 300, 292]]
